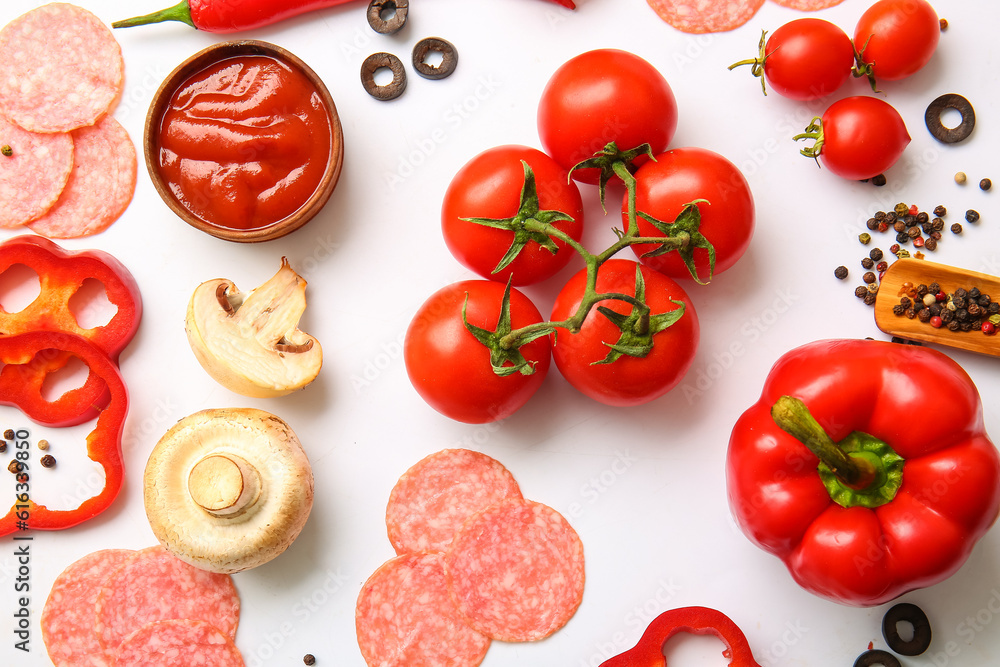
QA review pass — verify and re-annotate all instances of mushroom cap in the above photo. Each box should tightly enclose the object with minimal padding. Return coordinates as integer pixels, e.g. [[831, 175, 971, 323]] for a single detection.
[[144, 408, 314, 574]]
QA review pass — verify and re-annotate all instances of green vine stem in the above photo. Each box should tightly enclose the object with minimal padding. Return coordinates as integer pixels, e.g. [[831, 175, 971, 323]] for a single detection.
[[463, 142, 715, 376]]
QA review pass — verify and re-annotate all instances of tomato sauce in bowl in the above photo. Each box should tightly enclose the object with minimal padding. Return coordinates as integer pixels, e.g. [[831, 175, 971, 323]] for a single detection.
[[146, 41, 343, 242]]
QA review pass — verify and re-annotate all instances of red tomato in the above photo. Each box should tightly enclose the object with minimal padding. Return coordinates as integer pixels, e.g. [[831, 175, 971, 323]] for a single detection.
[[854, 0, 940, 81], [754, 18, 855, 100], [441, 145, 584, 286], [799, 96, 910, 181], [549, 260, 699, 407], [536, 49, 678, 184], [405, 280, 551, 423], [625, 147, 754, 281]]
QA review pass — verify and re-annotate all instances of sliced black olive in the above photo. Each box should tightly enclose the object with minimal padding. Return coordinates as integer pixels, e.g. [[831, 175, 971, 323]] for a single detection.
[[412, 37, 458, 80], [367, 0, 408, 35], [360, 52, 407, 101], [882, 602, 932, 656], [925, 93, 975, 144], [853, 649, 901, 667]]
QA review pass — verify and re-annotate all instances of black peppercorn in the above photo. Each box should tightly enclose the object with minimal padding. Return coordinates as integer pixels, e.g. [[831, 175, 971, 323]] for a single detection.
[[989, 302, 1000, 315], [906, 227, 921, 238], [835, 266, 849, 279], [893, 220, 906, 233], [951, 223, 963, 234], [953, 296, 967, 309], [955, 288, 968, 298], [896, 231, 910, 243], [872, 174, 887, 186], [869, 248, 884, 261], [929, 303, 942, 317], [855, 286, 868, 298], [979, 294, 992, 307], [885, 211, 897, 223], [969, 287, 981, 299], [866, 218, 879, 230], [916, 211, 929, 224], [863, 292, 877, 306], [41, 454, 56, 468], [948, 320, 961, 331], [863, 271, 877, 284], [980, 178, 992, 191], [968, 302, 982, 316], [916, 284, 929, 297], [0, 442, 6, 454], [3, 429, 13, 440], [899, 296, 912, 308], [892, 304, 906, 316], [303, 655, 316, 666], [933, 205, 947, 217], [928, 282, 941, 294], [966, 209, 980, 223], [956, 308, 969, 322], [940, 309, 954, 324]]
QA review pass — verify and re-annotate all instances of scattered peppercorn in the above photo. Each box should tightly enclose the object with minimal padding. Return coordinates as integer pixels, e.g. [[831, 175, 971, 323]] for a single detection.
[[965, 209, 980, 223], [862, 257, 875, 269], [0, 145, 12, 157], [980, 178, 992, 191], [872, 174, 887, 187], [876, 260, 888, 272], [303, 655, 316, 666], [933, 205, 946, 217], [3, 429, 13, 440], [939, 17, 948, 30], [855, 286, 868, 298], [924, 238, 938, 251], [8, 460, 22, 474], [41, 454, 56, 468], [834, 266, 849, 279], [869, 248, 884, 262], [859, 232, 872, 245], [951, 223, 963, 234], [863, 292, 876, 305], [0, 442, 6, 454], [38, 439, 49, 451], [863, 271, 877, 284]]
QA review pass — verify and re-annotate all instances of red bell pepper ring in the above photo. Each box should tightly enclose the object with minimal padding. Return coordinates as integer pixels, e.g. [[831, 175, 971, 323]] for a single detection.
[[0, 235, 141, 426], [727, 338, 1000, 607], [0, 331, 128, 536], [599, 606, 761, 667], [114, 0, 574, 33]]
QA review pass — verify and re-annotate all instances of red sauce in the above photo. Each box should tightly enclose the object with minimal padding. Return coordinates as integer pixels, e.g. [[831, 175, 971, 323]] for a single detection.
[[156, 55, 332, 231]]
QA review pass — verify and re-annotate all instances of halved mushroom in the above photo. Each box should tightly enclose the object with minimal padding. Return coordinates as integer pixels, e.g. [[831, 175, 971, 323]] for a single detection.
[[144, 408, 314, 574], [185, 258, 322, 397]]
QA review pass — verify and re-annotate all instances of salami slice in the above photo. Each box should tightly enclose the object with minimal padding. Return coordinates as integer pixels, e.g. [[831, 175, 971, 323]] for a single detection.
[[646, 0, 766, 33], [41, 549, 137, 667], [28, 116, 136, 238], [112, 620, 246, 667], [0, 3, 124, 133], [386, 449, 523, 555], [445, 498, 585, 642], [769, 0, 845, 9], [356, 552, 490, 667], [0, 115, 74, 228], [94, 546, 240, 653]]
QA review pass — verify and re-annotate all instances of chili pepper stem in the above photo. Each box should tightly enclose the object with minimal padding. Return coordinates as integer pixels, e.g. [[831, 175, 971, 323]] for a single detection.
[[771, 396, 875, 488], [112, 0, 196, 29]]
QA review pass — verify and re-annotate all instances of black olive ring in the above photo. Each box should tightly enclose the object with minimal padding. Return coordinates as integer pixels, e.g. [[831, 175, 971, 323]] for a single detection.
[[367, 0, 408, 35], [882, 602, 932, 656], [412, 37, 458, 80], [360, 52, 407, 101], [853, 649, 901, 667], [925, 93, 976, 144]]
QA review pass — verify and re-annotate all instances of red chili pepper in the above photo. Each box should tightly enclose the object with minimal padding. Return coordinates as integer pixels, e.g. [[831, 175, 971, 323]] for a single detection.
[[0, 332, 128, 536], [114, 0, 574, 33], [0, 236, 141, 426], [727, 339, 1000, 607], [599, 606, 761, 667]]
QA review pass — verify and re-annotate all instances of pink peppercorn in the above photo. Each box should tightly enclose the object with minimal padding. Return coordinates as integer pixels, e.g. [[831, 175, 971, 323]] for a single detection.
[[983, 321, 997, 335], [931, 316, 943, 328]]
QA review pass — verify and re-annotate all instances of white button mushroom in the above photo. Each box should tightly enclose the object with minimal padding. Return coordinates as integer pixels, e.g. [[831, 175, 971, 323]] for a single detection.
[[185, 258, 323, 397], [144, 408, 314, 574]]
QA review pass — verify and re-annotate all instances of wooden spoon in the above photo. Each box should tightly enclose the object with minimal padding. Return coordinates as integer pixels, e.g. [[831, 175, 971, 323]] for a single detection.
[[874, 258, 1000, 357]]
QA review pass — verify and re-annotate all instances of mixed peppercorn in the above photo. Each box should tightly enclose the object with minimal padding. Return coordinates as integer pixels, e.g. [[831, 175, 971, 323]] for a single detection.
[[892, 282, 999, 334]]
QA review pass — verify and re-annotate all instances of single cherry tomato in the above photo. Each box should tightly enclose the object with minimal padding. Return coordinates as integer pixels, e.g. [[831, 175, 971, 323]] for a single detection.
[[549, 259, 699, 407], [854, 0, 940, 82], [537, 49, 678, 184], [441, 145, 584, 286], [795, 96, 910, 181], [405, 280, 551, 424], [731, 19, 855, 100], [625, 147, 754, 281]]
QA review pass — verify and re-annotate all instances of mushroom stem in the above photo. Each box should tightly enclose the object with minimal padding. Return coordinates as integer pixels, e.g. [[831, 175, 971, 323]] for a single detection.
[[187, 453, 262, 517]]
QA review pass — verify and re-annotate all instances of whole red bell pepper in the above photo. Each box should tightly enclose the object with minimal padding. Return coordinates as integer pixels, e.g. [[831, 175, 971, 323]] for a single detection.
[[0, 236, 141, 426], [727, 338, 1000, 606], [114, 0, 574, 33], [599, 606, 761, 667], [0, 331, 128, 536]]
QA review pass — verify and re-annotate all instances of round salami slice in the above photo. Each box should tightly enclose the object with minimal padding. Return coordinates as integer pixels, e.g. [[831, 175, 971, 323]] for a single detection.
[[28, 116, 136, 238], [0, 115, 74, 228], [0, 3, 124, 133], [41, 549, 137, 667], [112, 620, 246, 667], [769, 0, 845, 10], [356, 552, 490, 667], [386, 449, 523, 555], [646, 0, 766, 33], [94, 546, 240, 653], [445, 498, 585, 642]]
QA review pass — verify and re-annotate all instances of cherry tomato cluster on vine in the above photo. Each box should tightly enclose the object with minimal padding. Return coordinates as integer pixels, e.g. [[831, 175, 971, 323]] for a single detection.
[[730, 0, 940, 182], [404, 48, 756, 424]]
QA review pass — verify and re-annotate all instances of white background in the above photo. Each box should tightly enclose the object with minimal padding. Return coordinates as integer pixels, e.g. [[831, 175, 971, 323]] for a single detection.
[[2, 0, 1000, 665]]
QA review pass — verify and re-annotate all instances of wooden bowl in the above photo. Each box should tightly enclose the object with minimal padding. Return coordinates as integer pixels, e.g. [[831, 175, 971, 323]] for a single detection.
[[144, 40, 344, 243]]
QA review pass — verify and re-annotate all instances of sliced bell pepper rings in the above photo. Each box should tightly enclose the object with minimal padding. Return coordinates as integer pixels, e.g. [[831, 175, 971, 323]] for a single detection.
[[727, 338, 1000, 606], [599, 606, 761, 667], [0, 235, 142, 426], [0, 331, 128, 536]]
